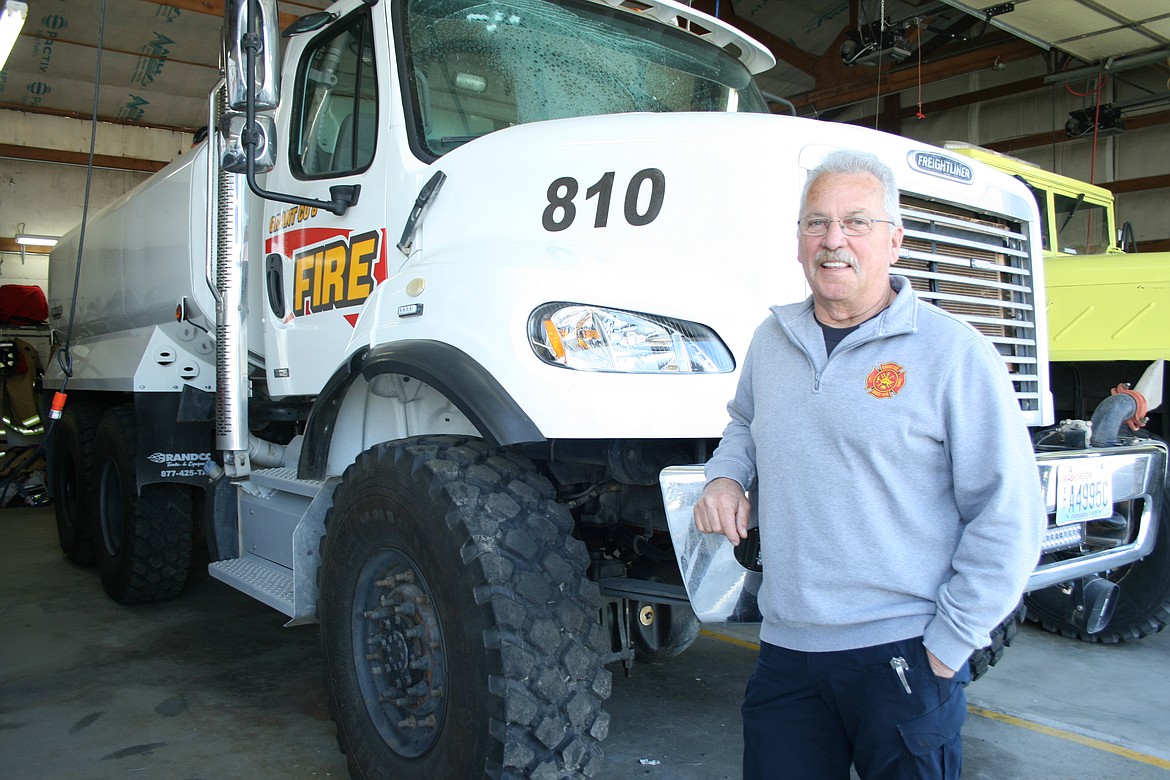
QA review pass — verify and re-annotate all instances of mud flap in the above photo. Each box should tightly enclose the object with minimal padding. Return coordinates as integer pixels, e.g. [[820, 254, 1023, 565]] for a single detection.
[[134, 392, 213, 490]]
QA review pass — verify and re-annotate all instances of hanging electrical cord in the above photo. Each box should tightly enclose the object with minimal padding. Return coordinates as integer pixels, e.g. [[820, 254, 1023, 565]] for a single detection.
[[55, 0, 106, 398], [1064, 73, 1102, 99], [1063, 73, 1106, 248], [1088, 74, 1104, 185], [1085, 74, 1105, 251], [915, 20, 925, 120], [1063, 70, 1109, 186], [873, 0, 886, 129], [1054, 58, 1109, 252], [0, 0, 107, 506], [49, 0, 107, 425]]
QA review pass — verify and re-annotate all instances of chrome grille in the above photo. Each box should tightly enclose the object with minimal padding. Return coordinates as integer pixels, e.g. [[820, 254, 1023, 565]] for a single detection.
[[898, 196, 1040, 412]]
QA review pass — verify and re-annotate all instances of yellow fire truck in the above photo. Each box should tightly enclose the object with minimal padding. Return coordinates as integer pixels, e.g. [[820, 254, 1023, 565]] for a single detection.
[[951, 142, 1169, 644]]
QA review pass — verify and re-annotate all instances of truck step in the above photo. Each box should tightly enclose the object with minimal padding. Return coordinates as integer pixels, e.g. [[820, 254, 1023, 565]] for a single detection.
[[250, 467, 325, 498], [599, 577, 691, 606], [208, 556, 294, 617]]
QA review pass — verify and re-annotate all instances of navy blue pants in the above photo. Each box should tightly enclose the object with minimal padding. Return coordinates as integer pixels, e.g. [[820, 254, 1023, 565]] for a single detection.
[[742, 637, 969, 780]]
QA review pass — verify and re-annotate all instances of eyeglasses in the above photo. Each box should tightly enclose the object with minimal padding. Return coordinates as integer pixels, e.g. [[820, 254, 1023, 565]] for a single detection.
[[797, 217, 897, 236]]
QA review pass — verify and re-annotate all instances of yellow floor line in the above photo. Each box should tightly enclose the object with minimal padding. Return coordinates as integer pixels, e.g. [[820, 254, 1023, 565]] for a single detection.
[[967, 705, 1170, 770], [700, 629, 1170, 770], [700, 627, 760, 652]]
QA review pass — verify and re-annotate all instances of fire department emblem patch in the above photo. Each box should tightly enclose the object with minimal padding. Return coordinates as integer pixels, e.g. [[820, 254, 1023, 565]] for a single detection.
[[866, 362, 906, 398]]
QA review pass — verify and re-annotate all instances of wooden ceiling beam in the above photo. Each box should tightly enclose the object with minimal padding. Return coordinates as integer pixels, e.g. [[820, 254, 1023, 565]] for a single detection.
[[898, 76, 1048, 118], [703, 0, 821, 76], [736, 17, 821, 76], [1101, 173, 1170, 195], [790, 37, 1040, 114], [0, 238, 53, 255], [0, 143, 169, 173], [139, 0, 301, 32], [0, 103, 197, 134], [140, 0, 225, 20], [838, 75, 1048, 127], [983, 110, 1170, 153]]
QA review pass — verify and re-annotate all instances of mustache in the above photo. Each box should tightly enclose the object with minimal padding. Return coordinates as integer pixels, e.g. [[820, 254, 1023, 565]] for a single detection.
[[814, 248, 858, 270]]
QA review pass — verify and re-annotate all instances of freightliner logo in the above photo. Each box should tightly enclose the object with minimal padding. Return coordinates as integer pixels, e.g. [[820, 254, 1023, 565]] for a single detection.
[[908, 152, 973, 183]]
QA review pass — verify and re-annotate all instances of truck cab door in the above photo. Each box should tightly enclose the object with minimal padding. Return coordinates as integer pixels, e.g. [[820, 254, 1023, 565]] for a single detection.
[[259, 0, 404, 397]]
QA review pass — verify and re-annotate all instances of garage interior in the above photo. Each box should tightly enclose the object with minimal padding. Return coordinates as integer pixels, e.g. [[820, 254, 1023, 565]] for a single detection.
[[2, 0, 1168, 259], [1, 0, 1169, 778], [3, 501, 1170, 779]]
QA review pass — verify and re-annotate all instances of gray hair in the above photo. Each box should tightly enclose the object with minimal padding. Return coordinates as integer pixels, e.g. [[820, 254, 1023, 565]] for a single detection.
[[800, 149, 902, 227]]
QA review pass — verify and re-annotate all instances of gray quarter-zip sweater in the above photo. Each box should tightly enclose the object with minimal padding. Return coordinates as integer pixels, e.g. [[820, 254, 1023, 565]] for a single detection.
[[705, 276, 1046, 671]]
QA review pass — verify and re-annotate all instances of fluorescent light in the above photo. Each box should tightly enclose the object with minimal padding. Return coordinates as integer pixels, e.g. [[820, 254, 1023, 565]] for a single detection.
[[15, 233, 57, 247], [0, 0, 28, 70]]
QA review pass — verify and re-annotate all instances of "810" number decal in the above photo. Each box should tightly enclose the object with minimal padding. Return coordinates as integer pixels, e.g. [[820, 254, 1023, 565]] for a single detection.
[[542, 168, 666, 232]]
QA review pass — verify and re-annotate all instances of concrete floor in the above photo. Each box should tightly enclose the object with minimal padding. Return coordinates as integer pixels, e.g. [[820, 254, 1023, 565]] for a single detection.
[[2, 504, 1169, 779]]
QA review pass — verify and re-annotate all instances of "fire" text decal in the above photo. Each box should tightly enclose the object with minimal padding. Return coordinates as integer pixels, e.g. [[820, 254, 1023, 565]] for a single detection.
[[293, 229, 381, 316]]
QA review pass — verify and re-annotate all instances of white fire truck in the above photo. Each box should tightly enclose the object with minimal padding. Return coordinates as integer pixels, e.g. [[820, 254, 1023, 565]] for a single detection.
[[44, 0, 1166, 777]]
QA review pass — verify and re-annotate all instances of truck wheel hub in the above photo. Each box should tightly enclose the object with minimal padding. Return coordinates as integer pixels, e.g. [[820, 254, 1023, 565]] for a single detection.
[[354, 550, 446, 758]]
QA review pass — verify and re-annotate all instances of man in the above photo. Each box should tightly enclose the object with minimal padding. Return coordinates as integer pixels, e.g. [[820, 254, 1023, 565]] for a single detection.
[[694, 149, 1045, 779]]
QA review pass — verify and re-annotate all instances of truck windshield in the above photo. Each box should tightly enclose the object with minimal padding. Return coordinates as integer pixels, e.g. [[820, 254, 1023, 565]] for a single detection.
[[1053, 192, 1111, 255], [399, 0, 769, 157]]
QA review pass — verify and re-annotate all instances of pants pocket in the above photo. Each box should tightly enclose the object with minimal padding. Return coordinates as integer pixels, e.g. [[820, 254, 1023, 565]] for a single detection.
[[895, 680, 966, 757]]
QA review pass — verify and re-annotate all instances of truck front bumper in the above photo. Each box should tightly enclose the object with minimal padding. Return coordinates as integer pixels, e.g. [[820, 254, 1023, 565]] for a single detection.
[[1029, 442, 1166, 591], [658, 440, 1167, 623]]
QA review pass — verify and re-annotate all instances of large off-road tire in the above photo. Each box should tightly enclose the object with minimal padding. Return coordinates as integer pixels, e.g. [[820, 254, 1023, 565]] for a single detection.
[[1025, 493, 1170, 643], [48, 401, 101, 565], [92, 405, 194, 603], [318, 436, 612, 780]]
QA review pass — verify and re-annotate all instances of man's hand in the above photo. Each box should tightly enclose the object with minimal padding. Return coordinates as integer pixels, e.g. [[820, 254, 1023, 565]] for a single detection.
[[694, 477, 751, 546], [926, 648, 956, 679]]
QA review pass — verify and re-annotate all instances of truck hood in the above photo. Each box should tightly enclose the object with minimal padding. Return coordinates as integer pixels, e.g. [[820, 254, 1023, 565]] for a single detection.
[[408, 111, 818, 359], [355, 111, 1034, 440]]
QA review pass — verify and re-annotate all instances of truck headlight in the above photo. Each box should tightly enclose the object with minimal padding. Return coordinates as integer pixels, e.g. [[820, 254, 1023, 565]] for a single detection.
[[529, 302, 734, 373]]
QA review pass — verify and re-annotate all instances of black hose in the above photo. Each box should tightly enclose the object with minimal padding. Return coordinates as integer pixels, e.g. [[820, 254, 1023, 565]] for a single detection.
[[1089, 392, 1138, 447]]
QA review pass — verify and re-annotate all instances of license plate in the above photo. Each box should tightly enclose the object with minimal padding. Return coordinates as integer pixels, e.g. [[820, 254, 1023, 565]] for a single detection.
[[1056, 461, 1113, 525]]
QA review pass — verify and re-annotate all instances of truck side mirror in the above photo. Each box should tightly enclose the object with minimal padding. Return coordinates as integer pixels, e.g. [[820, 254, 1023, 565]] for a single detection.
[[225, 0, 281, 111], [220, 0, 359, 216], [219, 112, 277, 174]]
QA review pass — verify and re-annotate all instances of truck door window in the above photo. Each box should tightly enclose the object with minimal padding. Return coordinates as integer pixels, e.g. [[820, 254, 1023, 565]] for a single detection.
[[292, 12, 378, 177], [1053, 192, 1110, 255], [399, 0, 768, 158]]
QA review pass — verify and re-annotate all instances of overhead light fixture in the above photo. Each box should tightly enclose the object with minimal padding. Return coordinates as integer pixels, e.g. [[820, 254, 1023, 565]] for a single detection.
[[840, 20, 911, 67], [0, 0, 29, 70], [1066, 105, 1124, 138], [14, 233, 58, 247]]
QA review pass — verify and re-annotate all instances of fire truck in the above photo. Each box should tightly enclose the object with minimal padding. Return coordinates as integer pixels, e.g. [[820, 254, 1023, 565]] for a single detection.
[[44, 1, 1166, 777], [951, 142, 1169, 643]]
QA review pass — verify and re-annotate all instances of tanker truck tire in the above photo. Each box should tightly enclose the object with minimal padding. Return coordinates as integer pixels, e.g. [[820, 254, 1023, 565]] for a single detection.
[[318, 436, 612, 780], [92, 406, 194, 603], [1025, 498, 1170, 643], [49, 401, 101, 565]]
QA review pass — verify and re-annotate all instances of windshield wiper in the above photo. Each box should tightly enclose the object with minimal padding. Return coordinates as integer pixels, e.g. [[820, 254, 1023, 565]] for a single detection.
[[440, 135, 482, 148], [397, 170, 447, 256], [1058, 193, 1087, 234]]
